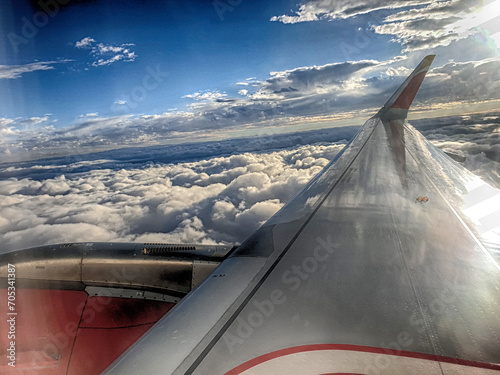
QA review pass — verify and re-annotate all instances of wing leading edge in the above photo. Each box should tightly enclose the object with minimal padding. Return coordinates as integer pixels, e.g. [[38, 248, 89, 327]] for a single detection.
[[105, 56, 500, 374]]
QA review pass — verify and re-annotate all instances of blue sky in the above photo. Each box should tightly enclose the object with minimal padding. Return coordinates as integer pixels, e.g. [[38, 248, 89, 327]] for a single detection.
[[1, 0, 500, 161]]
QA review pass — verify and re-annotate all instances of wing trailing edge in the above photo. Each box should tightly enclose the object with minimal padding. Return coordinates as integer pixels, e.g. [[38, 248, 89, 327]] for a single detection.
[[377, 54, 435, 120]]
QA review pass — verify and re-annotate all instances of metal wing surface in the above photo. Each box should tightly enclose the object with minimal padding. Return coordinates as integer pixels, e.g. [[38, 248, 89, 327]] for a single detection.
[[105, 55, 500, 374]]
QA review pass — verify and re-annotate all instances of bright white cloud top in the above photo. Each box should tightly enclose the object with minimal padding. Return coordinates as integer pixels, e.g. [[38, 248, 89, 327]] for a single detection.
[[0, 143, 342, 252]]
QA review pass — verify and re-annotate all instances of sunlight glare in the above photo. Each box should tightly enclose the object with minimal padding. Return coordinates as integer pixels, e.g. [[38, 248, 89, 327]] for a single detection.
[[452, 0, 500, 48]]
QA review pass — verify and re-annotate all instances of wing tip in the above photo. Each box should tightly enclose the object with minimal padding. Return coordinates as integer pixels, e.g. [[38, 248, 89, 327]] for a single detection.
[[378, 54, 436, 120]]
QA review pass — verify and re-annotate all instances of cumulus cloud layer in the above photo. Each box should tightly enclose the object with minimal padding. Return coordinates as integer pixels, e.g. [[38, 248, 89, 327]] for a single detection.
[[0, 114, 498, 253], [0, 143, 342, 252], [271, 0, 496, 52], [415, 113, 500, 185]]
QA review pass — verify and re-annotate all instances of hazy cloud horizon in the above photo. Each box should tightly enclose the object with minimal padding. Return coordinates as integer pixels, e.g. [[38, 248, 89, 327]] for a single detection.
[[1, 112, 498, 253]]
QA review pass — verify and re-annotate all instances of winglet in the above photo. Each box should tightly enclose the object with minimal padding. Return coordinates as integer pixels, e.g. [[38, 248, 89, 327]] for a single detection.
[[377, 55, 435, 120]]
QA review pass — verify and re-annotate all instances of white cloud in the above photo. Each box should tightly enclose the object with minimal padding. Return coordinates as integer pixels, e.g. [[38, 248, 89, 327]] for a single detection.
[[79, 113, 99, 118], [75, 37, 96, 48], [253, 60, 379, 99], [0, 118, 14, 127], [372, 0, 486, 52], [415, 114, 500, 185], [17, 116, 50, 125], [271, 0, 496, 52], [420, 59, 500, 105], [385, 66, 413, 77], [0, 116, 54, 147], [96, 43, 126, 54], [270, 0, 432, 24], [0, 143, 342, 252], [74, 37, 137, 67], [183, 90, 229, 101], [0, 119, 16, 137], [237, 77, 259, 86], [0, 61, 63, 80], [92, 51, 136, 67]]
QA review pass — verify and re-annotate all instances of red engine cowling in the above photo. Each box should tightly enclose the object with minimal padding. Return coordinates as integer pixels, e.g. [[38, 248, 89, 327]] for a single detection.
[[0, 288, 174, 374], [0, 242, 234, 374]]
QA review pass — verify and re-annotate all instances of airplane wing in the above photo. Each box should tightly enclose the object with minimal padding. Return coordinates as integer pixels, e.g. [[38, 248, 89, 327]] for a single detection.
[[101, 55, 500, 374]]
